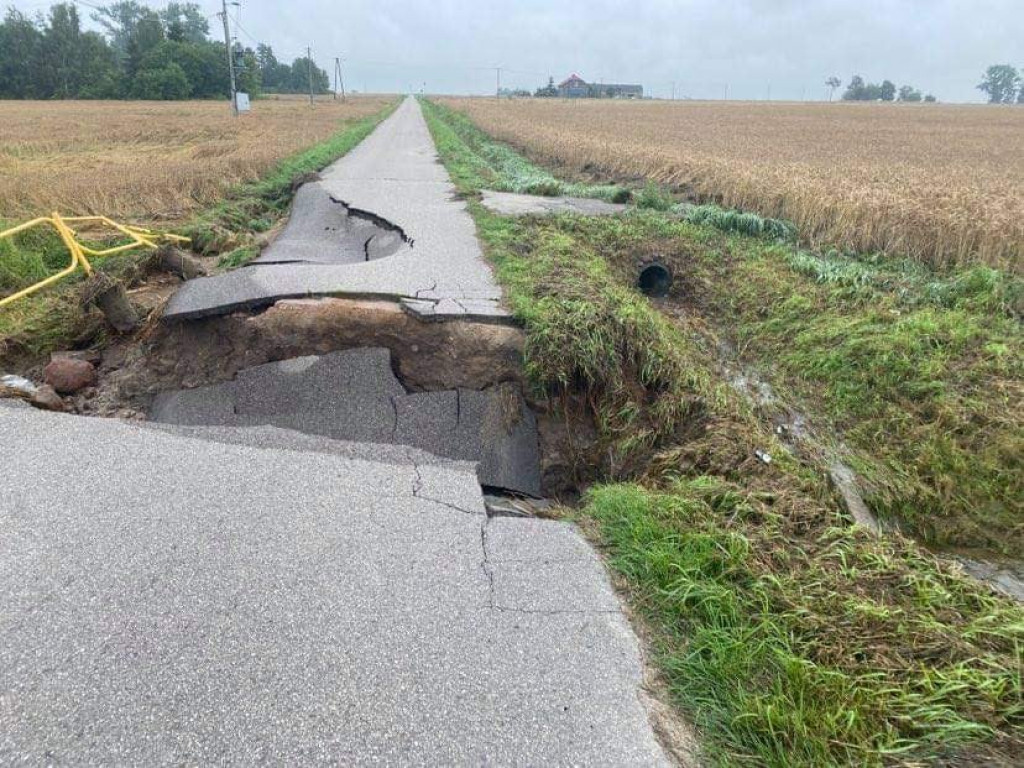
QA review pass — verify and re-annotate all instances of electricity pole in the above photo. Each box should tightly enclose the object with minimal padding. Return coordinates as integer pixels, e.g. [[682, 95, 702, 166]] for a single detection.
[[334, 57, 346, 101], [220, 0, 237, 116], [307, 46, 314, 106]]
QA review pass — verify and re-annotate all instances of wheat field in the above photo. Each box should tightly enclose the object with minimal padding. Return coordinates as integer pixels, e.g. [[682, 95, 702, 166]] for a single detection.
[[441, 98, 1024, 272], [0, 96, 392, 225]]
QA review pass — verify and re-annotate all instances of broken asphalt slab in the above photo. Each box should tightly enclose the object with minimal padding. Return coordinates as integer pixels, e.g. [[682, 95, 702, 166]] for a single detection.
[[149, 348, 542, 497], [164, 97, 510, 324], [252, 182, 410, 267], [0, 404, 668, 765], [480, 189, 629, 217]]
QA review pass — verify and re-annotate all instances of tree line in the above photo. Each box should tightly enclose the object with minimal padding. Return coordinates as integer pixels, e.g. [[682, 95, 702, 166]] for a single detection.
[[0, 2, 330, 100], [825, 75, 935, 103]]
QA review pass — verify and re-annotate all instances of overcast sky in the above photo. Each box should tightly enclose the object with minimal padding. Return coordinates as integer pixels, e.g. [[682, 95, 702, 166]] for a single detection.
[[14, 0, 1024, 101]]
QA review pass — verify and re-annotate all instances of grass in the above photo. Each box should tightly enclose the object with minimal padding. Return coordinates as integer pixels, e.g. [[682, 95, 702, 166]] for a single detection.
[[419, 99, 629, 201], [423, 96, 1024, 766], [436, 97, 1024, 273], [0, 100, 397, 366]]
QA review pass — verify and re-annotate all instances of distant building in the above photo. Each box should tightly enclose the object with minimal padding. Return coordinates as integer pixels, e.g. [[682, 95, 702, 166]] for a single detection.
[[556, 73, 643, 99]]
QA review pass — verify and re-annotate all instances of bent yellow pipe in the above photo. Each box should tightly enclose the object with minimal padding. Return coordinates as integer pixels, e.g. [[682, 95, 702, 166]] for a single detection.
[[0, 213, 190, 310]]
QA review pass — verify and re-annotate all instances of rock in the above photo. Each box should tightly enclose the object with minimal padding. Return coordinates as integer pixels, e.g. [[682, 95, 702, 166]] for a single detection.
[[30, 384, 65, 412], [44, 356, 97, 395]]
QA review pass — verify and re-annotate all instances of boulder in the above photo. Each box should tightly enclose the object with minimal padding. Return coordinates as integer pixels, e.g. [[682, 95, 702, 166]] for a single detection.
[[44, 356, 97, 395]]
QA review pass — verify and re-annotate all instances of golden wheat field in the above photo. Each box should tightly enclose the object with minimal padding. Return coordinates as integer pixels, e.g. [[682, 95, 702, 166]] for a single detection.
[[441, 98, 1024, 272], [0, 96, 391, 224]]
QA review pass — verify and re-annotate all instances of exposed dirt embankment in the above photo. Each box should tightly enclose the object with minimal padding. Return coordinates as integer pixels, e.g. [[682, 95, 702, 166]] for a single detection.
[[42, 297, 591, 498]]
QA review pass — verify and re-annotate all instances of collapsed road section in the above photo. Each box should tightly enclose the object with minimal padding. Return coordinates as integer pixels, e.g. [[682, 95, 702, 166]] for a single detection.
[[150, 348, 542, 497], [0, 97, 677, 763]]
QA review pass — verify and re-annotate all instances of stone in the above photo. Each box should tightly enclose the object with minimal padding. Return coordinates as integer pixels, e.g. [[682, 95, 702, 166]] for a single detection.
[[44, 356, 97, 395], [30, 384, 65, 412]]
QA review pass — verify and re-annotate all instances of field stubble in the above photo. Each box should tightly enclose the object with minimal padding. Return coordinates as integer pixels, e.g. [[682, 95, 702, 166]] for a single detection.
[[440, 98, 1024, 272], [0, 95, 391, 224]]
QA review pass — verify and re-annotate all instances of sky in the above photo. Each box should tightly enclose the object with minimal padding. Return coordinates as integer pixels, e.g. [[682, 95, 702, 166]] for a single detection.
[[12, 0, 1024, 102]]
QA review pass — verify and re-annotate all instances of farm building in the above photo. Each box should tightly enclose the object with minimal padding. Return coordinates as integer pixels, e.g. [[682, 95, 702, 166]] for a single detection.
[[557, 74, 643, 99]]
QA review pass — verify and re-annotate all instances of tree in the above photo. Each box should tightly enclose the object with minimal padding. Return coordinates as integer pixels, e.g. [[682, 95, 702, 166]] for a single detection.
[[879, 79, 896, 101], [898, 85, 922, 102], [924, 93, 937, 103], [0, 9, 43, 98], [825, 76, 841, 102], [38, 3, 86, 98], [160, 3, 207, 44], [130, 61, 190, 99], [977, 64, 1020, 104], [535, 76, 558, 97], [92, 2, 146, 58], [843, 75, 866, 100], [125, 8, 164, 77]]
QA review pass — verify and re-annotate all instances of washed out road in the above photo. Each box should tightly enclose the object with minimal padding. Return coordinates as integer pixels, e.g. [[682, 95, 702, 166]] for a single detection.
[[0, 98, 671, 764]]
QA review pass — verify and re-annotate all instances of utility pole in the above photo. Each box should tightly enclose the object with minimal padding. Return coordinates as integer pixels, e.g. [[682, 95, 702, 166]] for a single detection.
[[220, 0, 237, 116], [307, 46, 314, 106], [495, 66, 501, 99], [671, 81, 675, 100], [334, 57, 346, 101]]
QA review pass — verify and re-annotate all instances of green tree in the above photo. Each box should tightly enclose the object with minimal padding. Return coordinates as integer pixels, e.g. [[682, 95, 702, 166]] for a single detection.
[[92, 1, 146, 58], [289, 57, 329, 93], [825, 76, 841, 101], [898, 85, 922, 102], [535, 76, 558, 97], [977, 64, 1020, 104], [38, 3, 86, 98], [160, 2, 207, 44], [924, 93, 937, 103], [842, 75, 866, 100], [0, 9, 43, 98], [130, 61, 189, 99], [125, 8, 165, 77], [879, 79, 896, 101]]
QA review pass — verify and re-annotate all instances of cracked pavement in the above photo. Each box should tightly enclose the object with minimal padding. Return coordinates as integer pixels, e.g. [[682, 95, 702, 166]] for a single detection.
[[0, 402, 668, 764], [163, 97, 510, 324]]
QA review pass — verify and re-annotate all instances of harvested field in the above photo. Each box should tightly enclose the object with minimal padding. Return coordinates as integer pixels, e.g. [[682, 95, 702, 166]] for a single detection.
[[0, 96, 392, 224], [439, 98, 1024, 272]]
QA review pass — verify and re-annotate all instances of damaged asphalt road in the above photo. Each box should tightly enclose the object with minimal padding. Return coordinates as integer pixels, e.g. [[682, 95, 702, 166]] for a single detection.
[[163, 97, 510, 324], [0, 97, 672, 764]]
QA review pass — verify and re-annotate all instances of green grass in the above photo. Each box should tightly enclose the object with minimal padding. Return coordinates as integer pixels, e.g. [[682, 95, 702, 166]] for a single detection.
[[419, 98, 629, 201], [588, 481, 1023, 766], [423, 96, 1024, 766], [0, 100, 398, 367]]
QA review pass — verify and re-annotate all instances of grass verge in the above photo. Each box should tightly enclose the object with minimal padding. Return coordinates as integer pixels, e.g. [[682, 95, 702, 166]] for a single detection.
[[0, 100, 397, 367], [424, 96, 1024, 766]]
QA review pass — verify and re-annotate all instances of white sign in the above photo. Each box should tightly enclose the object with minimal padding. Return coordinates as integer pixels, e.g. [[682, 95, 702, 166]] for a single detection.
[[236, 92, 251, 113]]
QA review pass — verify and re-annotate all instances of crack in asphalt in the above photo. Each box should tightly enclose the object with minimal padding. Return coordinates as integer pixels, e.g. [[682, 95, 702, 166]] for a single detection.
[[329, 195, 414, 248]]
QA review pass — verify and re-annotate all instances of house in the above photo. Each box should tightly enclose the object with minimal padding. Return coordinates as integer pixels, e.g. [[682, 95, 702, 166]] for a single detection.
[[556, 74, 643, 99]]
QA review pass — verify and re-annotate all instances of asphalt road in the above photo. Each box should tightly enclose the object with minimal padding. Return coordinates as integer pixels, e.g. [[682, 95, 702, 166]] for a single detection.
[[0, 403, 667, 764], [163, 97, 508, 323]]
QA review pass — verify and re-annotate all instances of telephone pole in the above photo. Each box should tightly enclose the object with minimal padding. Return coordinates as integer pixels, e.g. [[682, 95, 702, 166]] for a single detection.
[[334, 57, 346, 101], [307, 46, 314, 106], [220, 0, 237, 116]]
